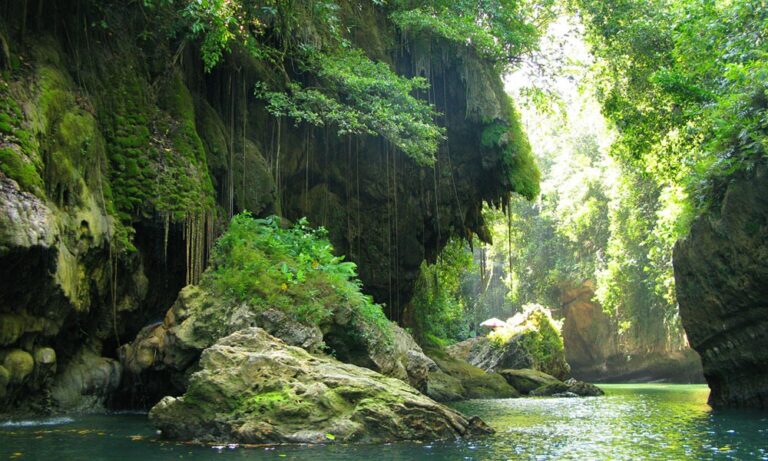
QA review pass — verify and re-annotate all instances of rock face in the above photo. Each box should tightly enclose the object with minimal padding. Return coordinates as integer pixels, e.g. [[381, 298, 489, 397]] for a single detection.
[[674, 164, 768, 408], [559, 281, 619, 373], [1, 1, 530, 413], [150, 328, 492, 444], [559, 281, 704, 384]]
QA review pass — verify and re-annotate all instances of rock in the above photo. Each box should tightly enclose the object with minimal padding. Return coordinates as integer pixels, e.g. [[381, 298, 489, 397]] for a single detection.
[[559, 281, 619, 373], [149, 328, 493, 444], [448, 304, 570, 379], [424, 346, 518, 401], [51, 347, 122, 411], [122, 285, 434, 396], [0, 314, 25, 346], [529, 381, 569, 396], [499, 369, 604, 397], [563, 378, 604, 397], [448, 336, 532, 372], [323, 304, 435, 392], [574, 350, 704, 384], [552, 392, 579, 398], [33, 347, 56, 376], [674, 164, 768, 408], [499, 369, 561, 394], [3, 349, 34, 383], [559, 281, 703, 383]]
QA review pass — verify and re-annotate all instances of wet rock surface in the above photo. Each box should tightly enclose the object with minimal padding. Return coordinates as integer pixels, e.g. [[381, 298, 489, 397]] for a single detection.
[[150, 328, 493, 444]]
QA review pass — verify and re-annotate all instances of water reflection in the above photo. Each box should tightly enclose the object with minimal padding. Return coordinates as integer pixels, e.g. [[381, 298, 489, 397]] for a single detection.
[[1, 385, 766, 460]]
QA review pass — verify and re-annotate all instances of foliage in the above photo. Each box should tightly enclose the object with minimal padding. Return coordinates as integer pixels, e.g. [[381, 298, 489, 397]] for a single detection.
[[570, 0, 768, 351], [255, 49, 443, 165], [390, 0, 558, 68], [0, 81, 42, 196], [577, 0, 768, 208], [202, 213, 391, 335], [482, 98, 541, 200], [410, 239, 475, 345], [144, 0, 557, 165]]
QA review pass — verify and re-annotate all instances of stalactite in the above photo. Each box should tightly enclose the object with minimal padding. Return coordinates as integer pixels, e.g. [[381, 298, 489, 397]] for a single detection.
[[229, 74, 235, 219], [507, 197, 513, 277], [111, 250, 120, 346], [442, 70, 465, 229], [305, 129, 311, 211], [385, 141, 393, 318], [242, 75, 247, 207], [275, 116, 282, 215], [346, 135, 352, 254], [393, 143, 401, 323], [163, 212, 169, 266], [356, 136, 361, 260]]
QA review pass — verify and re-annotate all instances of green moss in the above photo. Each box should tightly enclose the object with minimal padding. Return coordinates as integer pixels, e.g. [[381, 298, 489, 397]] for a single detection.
[[481, 97, 541, 200], [0, 147, 44, 195], [0, 80, 43, 196], [3, 349, 34, 383], [0, 314, 24, 346], [237, 388, 312, 419]]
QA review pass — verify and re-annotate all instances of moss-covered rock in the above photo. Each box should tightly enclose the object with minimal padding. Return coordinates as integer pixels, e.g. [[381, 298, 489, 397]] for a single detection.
[[498, 368, 561, 395], [3, 349, 33, 383], [150, 327, 492, 444], [449, 304, 571, 379], [424, 346, 518, 401]]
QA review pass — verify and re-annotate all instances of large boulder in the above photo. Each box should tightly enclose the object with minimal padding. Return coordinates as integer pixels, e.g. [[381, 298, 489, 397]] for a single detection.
[[498, 368, 561, 394], [448, 304, 570, 379], [674, 163, 768, 408], [424, 346, 518, 401], [121, 285, 435, 398], [150, 328, 492, 444]]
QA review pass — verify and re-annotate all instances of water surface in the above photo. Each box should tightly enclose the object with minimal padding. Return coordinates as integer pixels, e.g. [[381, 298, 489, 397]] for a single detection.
[[2, 385, 766, 460]]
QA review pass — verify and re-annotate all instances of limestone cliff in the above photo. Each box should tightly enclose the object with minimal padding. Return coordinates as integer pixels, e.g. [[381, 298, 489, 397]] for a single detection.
[[675, 163, 768, 408], [0, 0, 526, 412]]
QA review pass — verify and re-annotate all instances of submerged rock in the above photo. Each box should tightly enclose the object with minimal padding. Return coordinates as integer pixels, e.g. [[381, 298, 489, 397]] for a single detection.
[[674, 164, 768, 409], [150, 328, 492, 444]]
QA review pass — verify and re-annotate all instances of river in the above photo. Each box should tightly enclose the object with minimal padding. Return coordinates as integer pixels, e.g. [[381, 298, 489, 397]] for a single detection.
[[1, 385, 766, 460]]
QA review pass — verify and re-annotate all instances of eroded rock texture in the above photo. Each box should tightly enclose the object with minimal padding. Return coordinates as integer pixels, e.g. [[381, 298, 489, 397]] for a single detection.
[[675, 164, 768, 408], [149, 328, 492, 444]]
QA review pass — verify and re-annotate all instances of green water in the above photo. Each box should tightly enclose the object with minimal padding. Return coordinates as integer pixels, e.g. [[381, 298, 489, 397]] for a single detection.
[[1, 385, 766, 460]]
